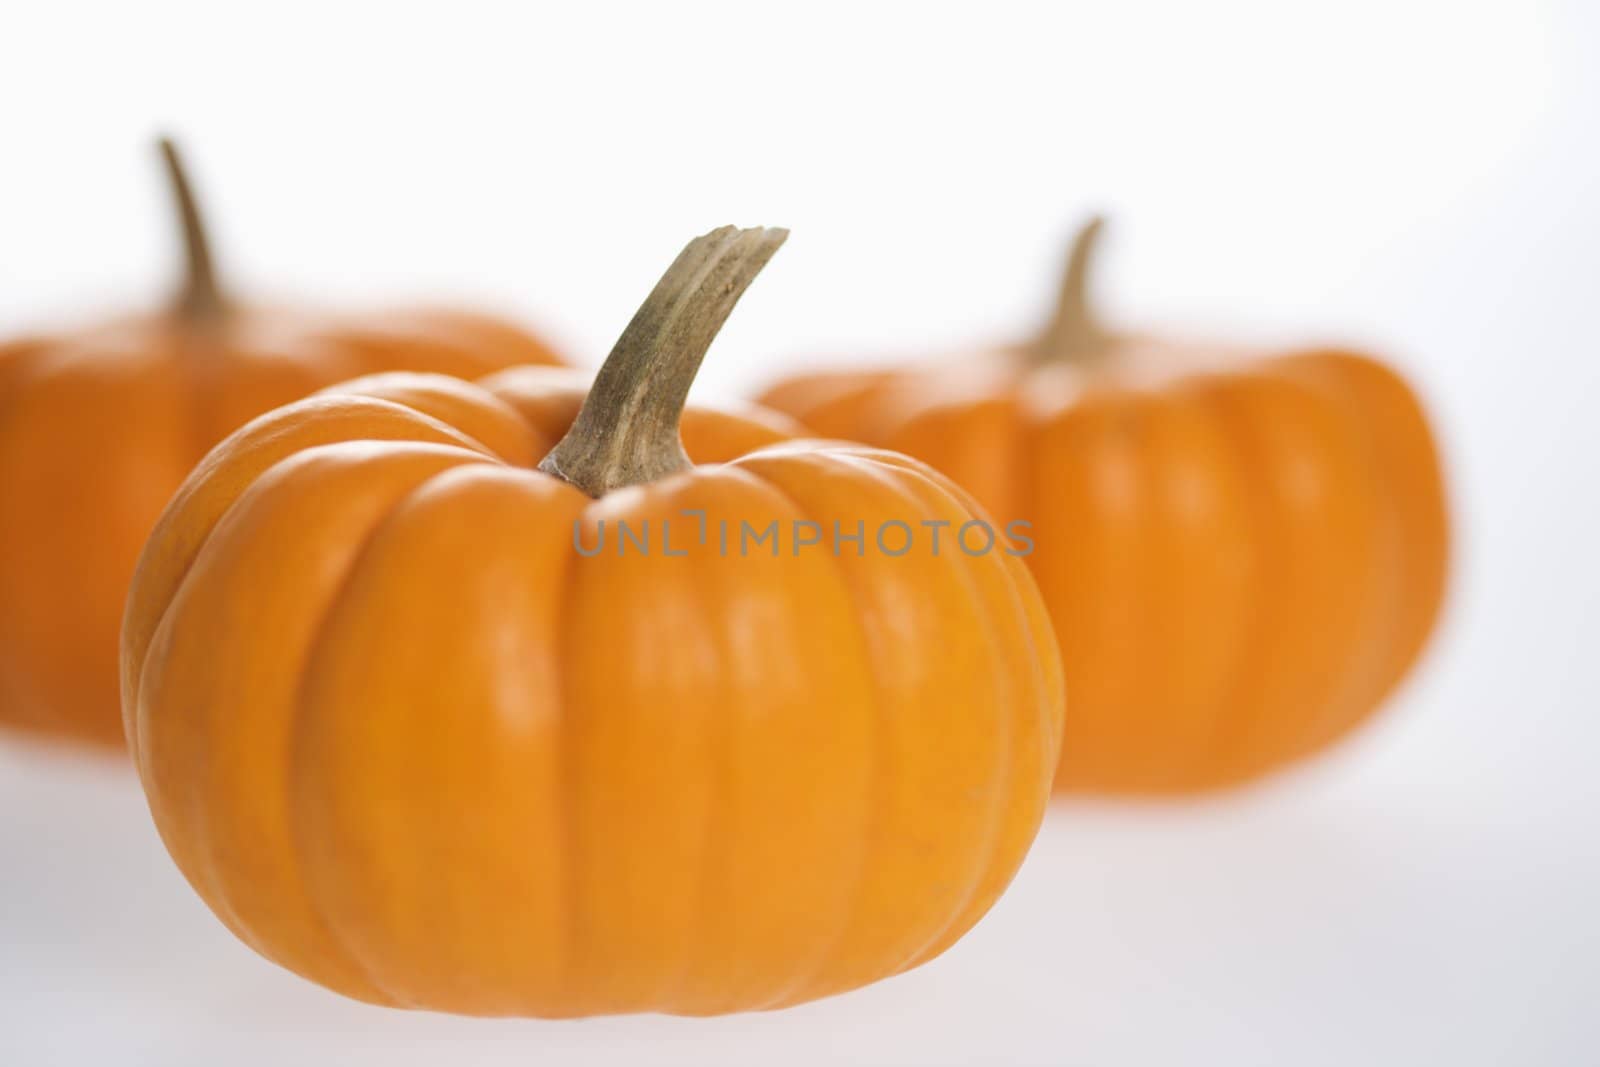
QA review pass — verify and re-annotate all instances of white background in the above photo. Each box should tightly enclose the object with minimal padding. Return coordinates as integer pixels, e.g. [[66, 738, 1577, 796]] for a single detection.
[[2, 2, 1597, 1064]]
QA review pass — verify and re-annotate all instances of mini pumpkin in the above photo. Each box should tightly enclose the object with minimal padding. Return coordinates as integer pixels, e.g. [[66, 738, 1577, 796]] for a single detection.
[[759, 217, 1449, 794], [122, 226, 1064, 1016], [0, 139, 561, 748]]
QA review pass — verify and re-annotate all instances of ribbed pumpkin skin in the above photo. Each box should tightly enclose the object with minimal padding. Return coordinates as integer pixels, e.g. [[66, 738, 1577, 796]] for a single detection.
[[121, 367, 1064, 1017], [0, 309, 561, 749], [759, 346, 1448, 793]]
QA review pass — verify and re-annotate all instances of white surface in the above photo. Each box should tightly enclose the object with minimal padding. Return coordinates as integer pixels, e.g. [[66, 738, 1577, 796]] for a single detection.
[[2, 2, 1598, 1064]]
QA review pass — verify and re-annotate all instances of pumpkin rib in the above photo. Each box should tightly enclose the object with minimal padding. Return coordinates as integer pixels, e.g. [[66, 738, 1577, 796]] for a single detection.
[[834, 443, 1064, 794], [1188, 376, 1303, 783], [1258, 362, 1404, 763], [1168, 385, 1260, 787], [1003, 410, 1071, 788], [122, 395, 501, 759], [665, 466, 876, 1014], [1266, 370, 1391, 775], [284, 463, 467, 1011], [836, 450, 1030, 974], [284, 462, 523, 1012], [723, 449, 915, 1003], [1128, 394, 1195, 789], [298, 464, 590, 1015], [643, 471, 786, 1013], [1025, 391, 1152, 789], [1278, 353, 1449, 748], [825, 409, 1062, 793], [647, 477, 740, 1013], [557, 484, 732, 1012], [1104, 392, 1171, 789], [291, 464, 587, 1014], [735, 446, 1013, 994], [709, 458, 887, 1011], [1106, 393, 1164, 788], [911, 423, 1072, 794], [836, 453, 1061, 809], [137, 600, 252, 953], [272, 448, 509, 1007], [139, 442, 495, 1005], [1347, 354, 1449, 701], [1124, 387, 1255, 790], [268, 451, 505, 1005], [1191, 372, 1383, 783], [316, 372, 542, 467], [554, 464, 883, 1015], [547, 502, 586, 1016], [0, 341, 192, 746], [475, 366, 591, 444]]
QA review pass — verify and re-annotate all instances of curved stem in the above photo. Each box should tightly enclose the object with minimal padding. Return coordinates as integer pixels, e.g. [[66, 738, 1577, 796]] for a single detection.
[[158, 137, 227, 320], [1031, 214, 1110, 364], [538, 225, 788, 496]]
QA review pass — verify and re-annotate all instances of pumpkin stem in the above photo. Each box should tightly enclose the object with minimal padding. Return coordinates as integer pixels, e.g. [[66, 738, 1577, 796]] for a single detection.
[[1031, 214, 1111, 363], [537, 225, 788, 496], [158, 137, 227, 321]]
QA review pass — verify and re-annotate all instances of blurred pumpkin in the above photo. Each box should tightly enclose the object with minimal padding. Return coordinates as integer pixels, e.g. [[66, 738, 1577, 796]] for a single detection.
[[759, 217, 1449, 794], [122, 226, 1064, 1016], [0, 139, 562, 748]]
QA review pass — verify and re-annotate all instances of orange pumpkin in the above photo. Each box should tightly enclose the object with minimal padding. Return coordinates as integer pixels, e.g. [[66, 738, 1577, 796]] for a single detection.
[[0, 139, 561, 748], [122, 226, 1064, 1016], [760, 218, 1449, 794]]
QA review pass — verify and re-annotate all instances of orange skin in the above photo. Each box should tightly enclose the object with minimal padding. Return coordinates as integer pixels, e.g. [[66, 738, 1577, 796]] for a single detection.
[[760, 329, 1449, 794], [0, 138, 564, 749], [0, 307, 561, 750], [120, 365, 1064, 1016]]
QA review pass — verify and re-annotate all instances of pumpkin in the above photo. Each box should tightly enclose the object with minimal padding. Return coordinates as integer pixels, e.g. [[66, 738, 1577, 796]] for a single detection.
[[759, 217, 1449, 794], [0, 139, 561, 748], [121, 226, 1064, 1017]]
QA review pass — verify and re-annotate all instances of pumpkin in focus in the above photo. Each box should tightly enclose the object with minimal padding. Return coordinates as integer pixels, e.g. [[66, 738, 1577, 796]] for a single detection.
[[122, 226, 1064, 1016], [0, 139, 562, 748], [759, 217, 1449, 794]]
